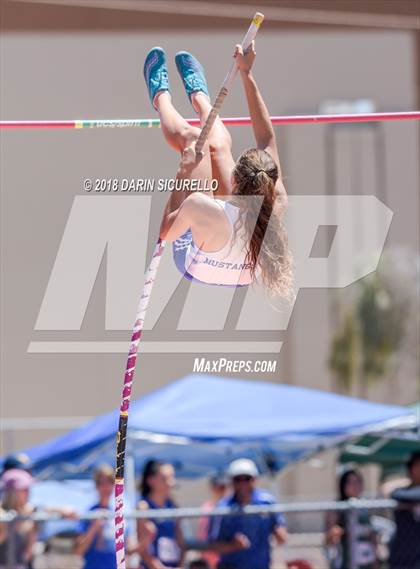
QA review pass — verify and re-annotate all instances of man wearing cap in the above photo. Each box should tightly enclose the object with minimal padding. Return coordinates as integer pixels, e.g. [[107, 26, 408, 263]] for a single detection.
[[210, 458, 287, 569]]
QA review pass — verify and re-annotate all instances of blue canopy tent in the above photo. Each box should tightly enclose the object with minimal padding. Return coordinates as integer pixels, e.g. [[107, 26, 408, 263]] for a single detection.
[[5, 375, 416, 480]]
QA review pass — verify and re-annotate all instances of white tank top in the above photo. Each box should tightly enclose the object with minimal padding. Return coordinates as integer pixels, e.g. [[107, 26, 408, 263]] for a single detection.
[[184, 199, 254, 286]]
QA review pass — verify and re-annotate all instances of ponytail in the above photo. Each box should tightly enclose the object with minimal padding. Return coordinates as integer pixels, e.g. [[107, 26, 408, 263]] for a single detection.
[[232, 148, 293, 298]]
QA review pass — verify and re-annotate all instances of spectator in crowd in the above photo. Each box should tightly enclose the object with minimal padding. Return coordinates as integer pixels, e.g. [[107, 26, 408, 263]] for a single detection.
[[75, 464, 117, 569], [389, 451, 420, 568], [136, 460, 184, 569], [209, 458, 287, 569], [0, 469, 37, 569], [197, 474, 228, 568], [325, 469, 378, 569]]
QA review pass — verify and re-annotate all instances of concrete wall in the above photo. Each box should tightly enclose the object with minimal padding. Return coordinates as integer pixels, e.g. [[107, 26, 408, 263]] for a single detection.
[[1, 2, 419, 507]]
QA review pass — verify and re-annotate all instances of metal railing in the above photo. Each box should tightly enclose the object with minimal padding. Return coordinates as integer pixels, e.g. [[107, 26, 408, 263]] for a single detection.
[[0, 499, 414, 569], [0, 498, 397, 522]]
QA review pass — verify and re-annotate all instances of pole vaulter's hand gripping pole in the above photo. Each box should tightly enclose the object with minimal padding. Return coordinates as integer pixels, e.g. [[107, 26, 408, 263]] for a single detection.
[[114, 12, 264, 569], [195, 12, 264, 157]]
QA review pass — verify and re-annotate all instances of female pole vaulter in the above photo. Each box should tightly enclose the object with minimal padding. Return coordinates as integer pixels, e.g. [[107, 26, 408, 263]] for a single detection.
[[143, 42, 293, 296]]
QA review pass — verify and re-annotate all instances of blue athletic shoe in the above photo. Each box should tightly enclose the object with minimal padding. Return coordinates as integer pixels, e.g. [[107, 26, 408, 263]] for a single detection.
[[175, 51, 210, 105], [143, 47, 170, 109]]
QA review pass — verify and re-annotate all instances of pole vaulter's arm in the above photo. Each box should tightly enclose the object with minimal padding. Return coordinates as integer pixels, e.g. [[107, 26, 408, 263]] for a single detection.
[[237, 45, 287, 208]]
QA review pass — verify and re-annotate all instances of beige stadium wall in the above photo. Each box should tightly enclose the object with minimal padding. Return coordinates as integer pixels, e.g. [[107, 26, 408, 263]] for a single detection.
[[1, 2, 419, 509]]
